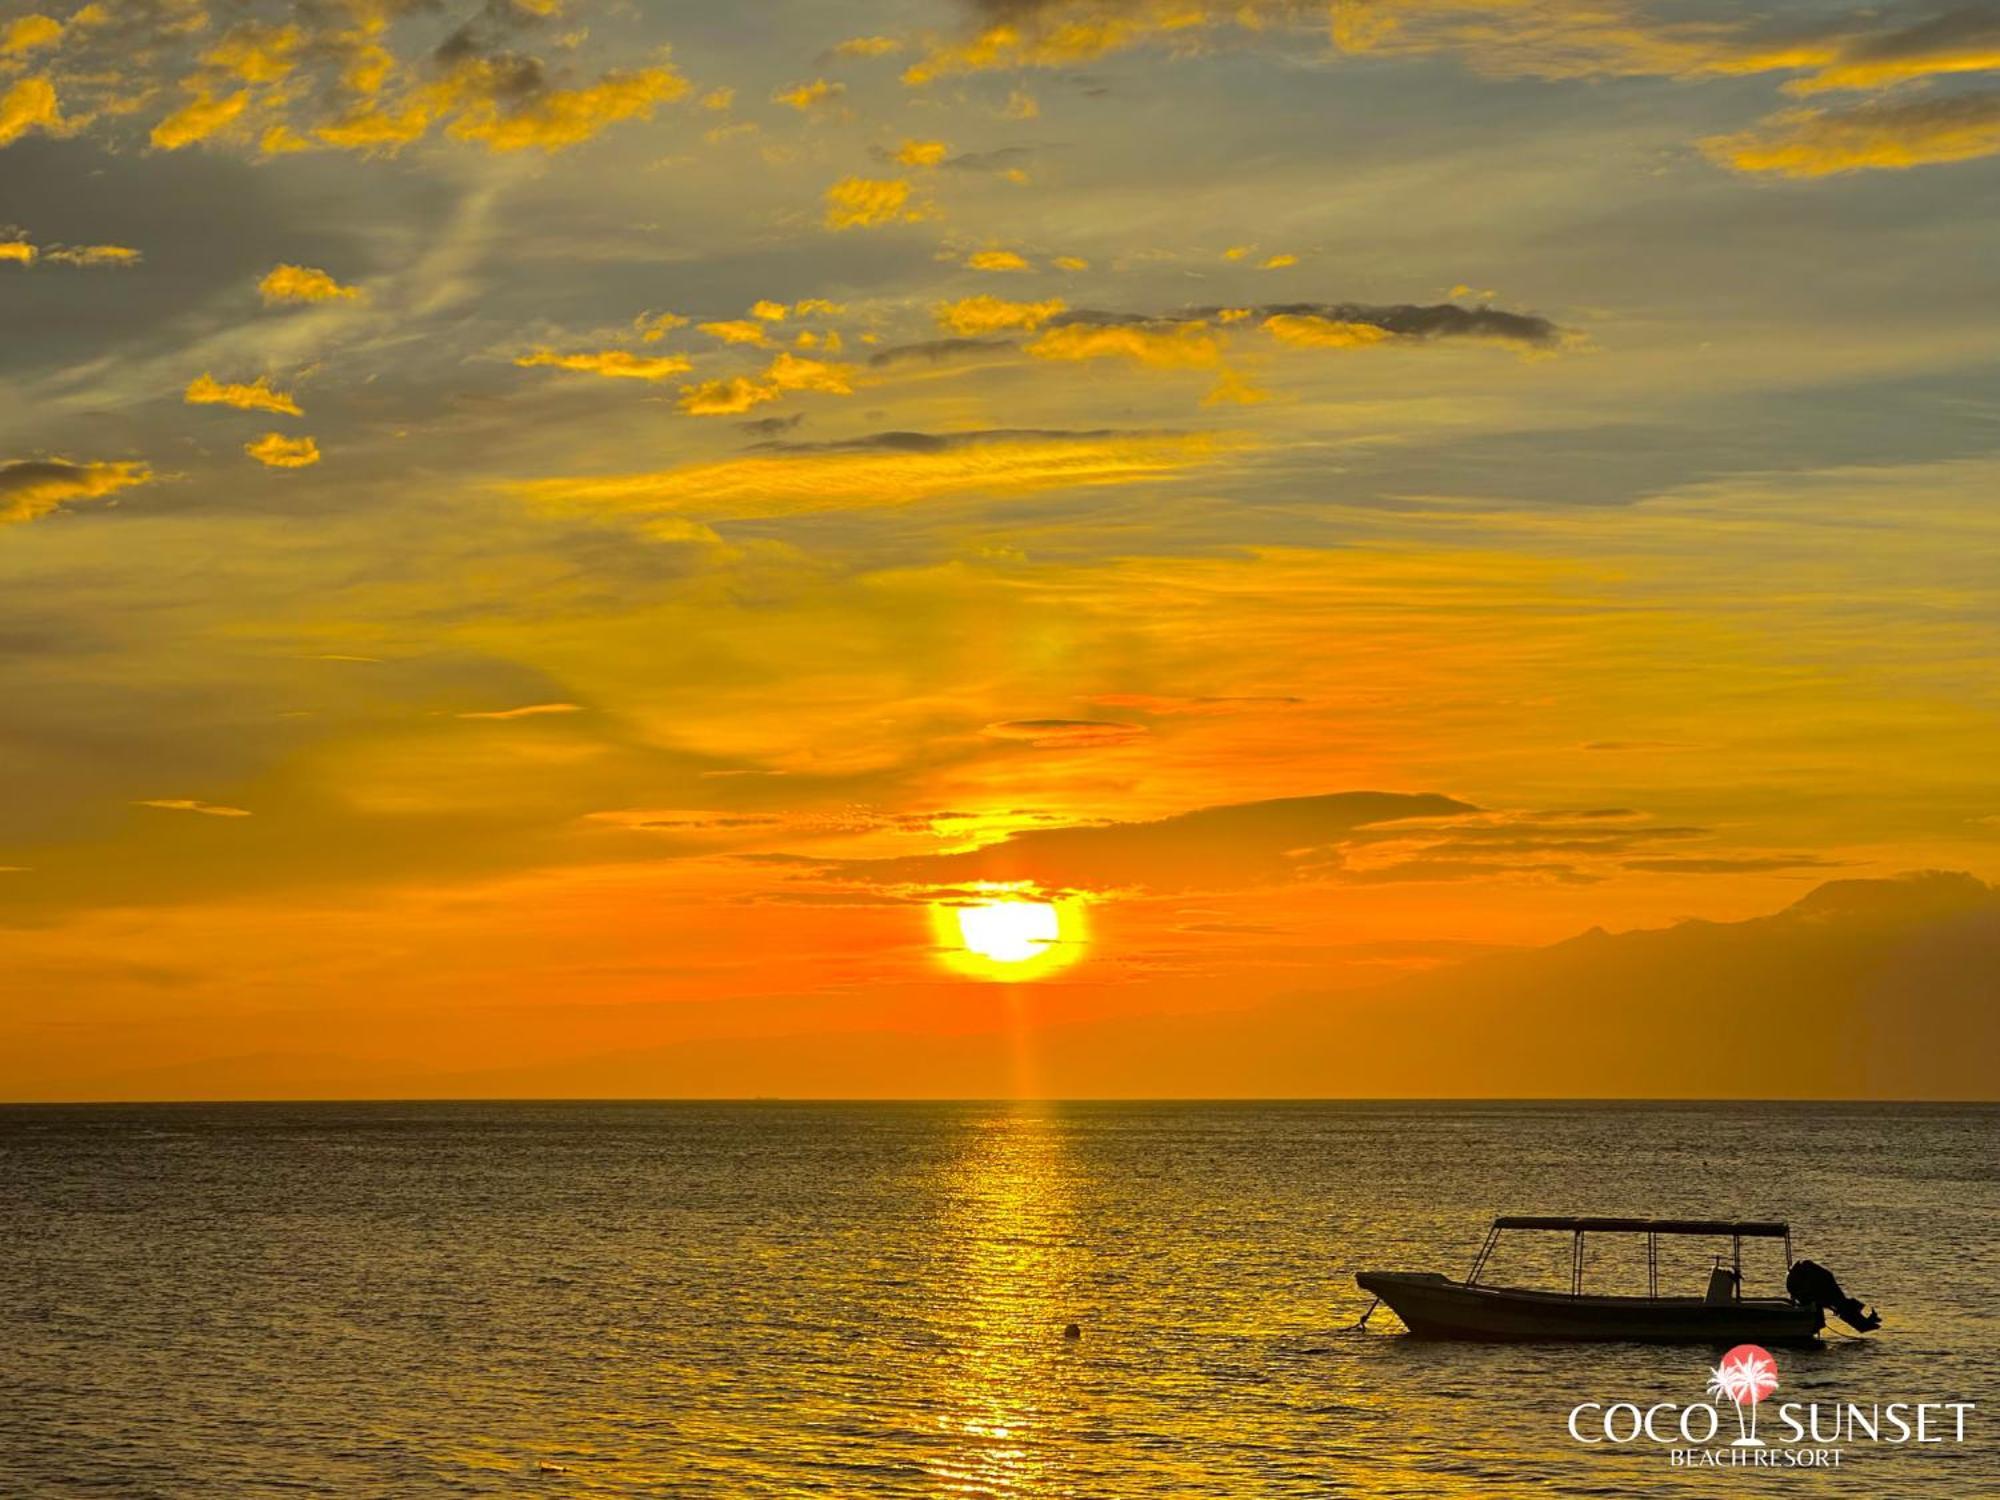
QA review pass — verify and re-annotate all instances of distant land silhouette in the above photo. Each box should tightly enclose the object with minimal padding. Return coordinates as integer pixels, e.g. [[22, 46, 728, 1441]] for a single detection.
[[45, 872, 2000, 1101]]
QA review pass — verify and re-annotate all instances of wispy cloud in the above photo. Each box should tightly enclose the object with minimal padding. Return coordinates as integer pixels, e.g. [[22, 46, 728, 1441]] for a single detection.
[[457, 702, 586, 721], [513, 428, 1228, 522], [135, 799, 252, 818]]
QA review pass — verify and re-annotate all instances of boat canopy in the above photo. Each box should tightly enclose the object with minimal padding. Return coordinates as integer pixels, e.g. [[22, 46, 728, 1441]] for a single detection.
[[1492, 1216, 1789, 1238]]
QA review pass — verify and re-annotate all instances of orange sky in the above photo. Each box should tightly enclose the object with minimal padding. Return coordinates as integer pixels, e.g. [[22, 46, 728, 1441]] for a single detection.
[[3, 0, 1998, 1099]]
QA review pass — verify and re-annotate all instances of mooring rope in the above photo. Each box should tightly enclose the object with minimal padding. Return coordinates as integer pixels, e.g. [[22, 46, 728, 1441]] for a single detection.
[[1339, 1296, 1381, 1332]]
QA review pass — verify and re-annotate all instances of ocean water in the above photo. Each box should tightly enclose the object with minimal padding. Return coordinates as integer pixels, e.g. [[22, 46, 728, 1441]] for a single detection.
[[2, 1101, 1994, 1497]]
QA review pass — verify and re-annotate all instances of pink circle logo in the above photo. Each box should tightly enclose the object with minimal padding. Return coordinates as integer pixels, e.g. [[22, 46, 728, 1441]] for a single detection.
[[1708, 1344, 1781, 1446], [1716, 1344, 1780, 1405]]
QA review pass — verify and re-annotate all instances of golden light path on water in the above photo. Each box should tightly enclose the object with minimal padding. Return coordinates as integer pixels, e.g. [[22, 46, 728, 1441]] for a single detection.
[[930, 1109, 1081, 1497]]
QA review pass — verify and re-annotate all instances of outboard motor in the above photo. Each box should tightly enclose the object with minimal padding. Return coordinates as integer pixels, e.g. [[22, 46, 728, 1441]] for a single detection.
[[1787, 1259, 1881, 1332]]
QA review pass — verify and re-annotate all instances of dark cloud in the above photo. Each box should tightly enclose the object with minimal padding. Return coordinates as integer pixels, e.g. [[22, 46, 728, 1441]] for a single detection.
[[1623, 856, 1845, 874], [866, 142, 1038, 173], [1090, 693, 1305, 716], [1342, 858, 1605, 886], [1048, 301, 1563, 347], [738, 414, 804, 437], [1833, 5, 2000, 66], [626, 815, 784, 831], [868, 337, 1021, 367], [747, 427, 1141, 454], [944, 146, 1040, 173], [433, 0, 559, 77], [1349, 821, 1706, 855], [771, 790, 1477, 892], [1330, 812, 1724, 885]]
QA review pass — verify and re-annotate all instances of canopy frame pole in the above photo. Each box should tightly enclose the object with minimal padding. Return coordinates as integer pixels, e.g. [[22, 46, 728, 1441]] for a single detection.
[[1572, 1230, 1584, 1297], [1733, 1233, 1742, 1296], [1647, 1231, 1658, 1301], [1465, 1223, 1500, 1287]]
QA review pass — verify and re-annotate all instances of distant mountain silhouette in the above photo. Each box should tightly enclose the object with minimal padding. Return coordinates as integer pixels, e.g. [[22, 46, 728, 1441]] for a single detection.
[[1243, 870, 2000, 1098]]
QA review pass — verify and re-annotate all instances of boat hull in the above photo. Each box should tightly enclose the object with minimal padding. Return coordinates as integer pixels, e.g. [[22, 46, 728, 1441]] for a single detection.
[[1355, 1272, 1824, 1346]]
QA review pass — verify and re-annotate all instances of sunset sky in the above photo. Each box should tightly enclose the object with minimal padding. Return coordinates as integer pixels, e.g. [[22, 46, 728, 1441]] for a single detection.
[[4, 0, 1998, 1099]]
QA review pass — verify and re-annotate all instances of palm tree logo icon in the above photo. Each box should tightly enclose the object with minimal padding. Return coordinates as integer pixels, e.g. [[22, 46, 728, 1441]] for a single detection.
[[1707, 1343, 1781, 1446]]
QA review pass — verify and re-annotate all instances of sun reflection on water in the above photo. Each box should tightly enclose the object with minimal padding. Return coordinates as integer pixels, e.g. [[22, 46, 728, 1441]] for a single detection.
[[928, 1107, 1085, 1496]]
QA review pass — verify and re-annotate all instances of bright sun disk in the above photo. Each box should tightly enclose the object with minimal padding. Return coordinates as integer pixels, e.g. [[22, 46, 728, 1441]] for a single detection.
[[932, 892, 1084, 981], [956, 900, 1060, 964]]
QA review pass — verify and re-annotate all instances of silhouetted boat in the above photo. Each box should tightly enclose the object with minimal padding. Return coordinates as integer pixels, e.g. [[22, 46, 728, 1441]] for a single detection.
[[1356, 1216, 1878, 1346]]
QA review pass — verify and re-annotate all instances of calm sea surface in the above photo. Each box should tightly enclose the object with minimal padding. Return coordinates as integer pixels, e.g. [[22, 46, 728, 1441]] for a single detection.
[[2, 1102, 1994, 1497]]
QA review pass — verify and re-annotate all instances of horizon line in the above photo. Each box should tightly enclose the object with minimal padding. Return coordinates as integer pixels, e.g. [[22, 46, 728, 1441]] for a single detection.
[[3, 1094, 1995, 1108]]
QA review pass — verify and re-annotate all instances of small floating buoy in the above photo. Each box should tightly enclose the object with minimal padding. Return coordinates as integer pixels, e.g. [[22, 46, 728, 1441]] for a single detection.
[[1062, 1322, 1081, 1340]]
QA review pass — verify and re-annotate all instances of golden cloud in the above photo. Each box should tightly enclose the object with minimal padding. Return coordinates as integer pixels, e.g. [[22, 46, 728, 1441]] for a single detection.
[[0, 76, 69, 148], [1261, 313, 1397, 349], [245, 432, 321, 468], [895, 0, 1993, 126], [932, 294, 1067, 335], [835, 36, 903, 58], [635, 310, 688, 341], [259, 263, 362, 304], [765, 351, 855, 394], [150, 86, 250, 150], [0, 241, 36, 265], [773, 78, 842, 110], [514, 349, 693, 381], [203, 21, 304, 84], [896, 137, 950, 166], [446, 65, 687, 153], [1203, 369, 1269, 405], [700, 319, 770, 345], [513, 428, 1228, 520], [23, 6, 697, 162], [1026, 321, 1224, 368], [1703, 95, 2000, 177], [309, 101, 431, 155], [824, 175, 920, 229], [1, 14, 62, 55], [44, 243, 141, 266], [185, 373, 303, 416], [903, 12, 1158, 84], [677, 375, 774, 416], [0, 457, 153, 525], [677, 352, 857, 417], [965, 249, 1031, 272], [1790, 42, 2000, 97], [749, 300, 789, 321]]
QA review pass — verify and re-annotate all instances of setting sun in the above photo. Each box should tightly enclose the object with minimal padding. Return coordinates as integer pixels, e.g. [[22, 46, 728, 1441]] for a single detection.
[[934, 893, 1085, 981], [958, 900, 1058, 964]]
